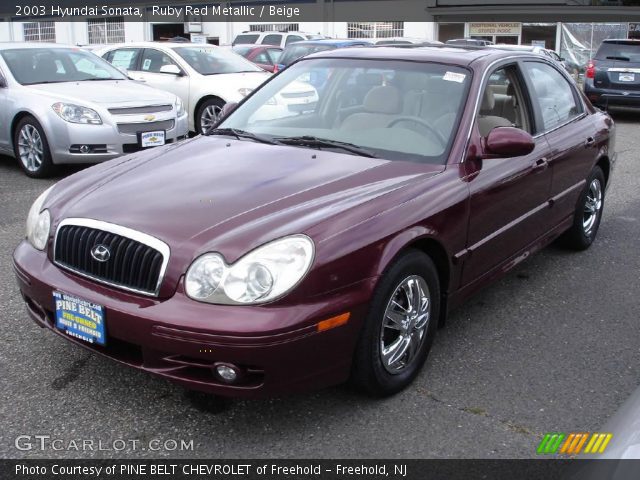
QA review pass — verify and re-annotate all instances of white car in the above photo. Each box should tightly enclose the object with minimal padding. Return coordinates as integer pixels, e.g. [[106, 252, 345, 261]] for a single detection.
[[0, 43, 188, 177], [232, 31, 323, 49], [98, 42, 272, 133]]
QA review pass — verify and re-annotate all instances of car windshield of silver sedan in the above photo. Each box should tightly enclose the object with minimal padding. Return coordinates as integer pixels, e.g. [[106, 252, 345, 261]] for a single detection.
[[1, 48, 127, 85], [220, 58, 471, 164], [173, 46, 263, 75]]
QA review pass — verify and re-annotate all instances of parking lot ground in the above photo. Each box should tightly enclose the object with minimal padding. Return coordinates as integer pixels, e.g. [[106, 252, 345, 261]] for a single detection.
[[1, 108, 639, 459]]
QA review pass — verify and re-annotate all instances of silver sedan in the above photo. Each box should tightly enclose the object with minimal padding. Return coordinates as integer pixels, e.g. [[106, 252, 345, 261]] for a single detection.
[[0, 43, 189, 177]]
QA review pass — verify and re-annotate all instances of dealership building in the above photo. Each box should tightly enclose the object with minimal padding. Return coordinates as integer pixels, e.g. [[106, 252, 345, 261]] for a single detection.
[[0, 0, 636, 72]]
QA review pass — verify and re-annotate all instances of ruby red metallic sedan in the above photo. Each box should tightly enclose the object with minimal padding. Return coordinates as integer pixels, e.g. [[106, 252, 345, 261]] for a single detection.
[[13, 46, 615, 398]]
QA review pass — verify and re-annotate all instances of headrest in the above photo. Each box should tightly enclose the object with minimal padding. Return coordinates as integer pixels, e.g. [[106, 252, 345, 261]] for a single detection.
[[481, 86, 495, 111], [506, 82, 516, 97], [356, 72, 383, 86], [363, 86, 402, 114]]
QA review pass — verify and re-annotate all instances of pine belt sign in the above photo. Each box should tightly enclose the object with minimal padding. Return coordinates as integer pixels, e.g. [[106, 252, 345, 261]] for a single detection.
[[468, 22, 522, 36]]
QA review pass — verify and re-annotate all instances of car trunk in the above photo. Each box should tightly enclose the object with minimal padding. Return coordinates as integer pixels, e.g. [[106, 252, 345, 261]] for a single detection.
[[594, 40, 640, 91]]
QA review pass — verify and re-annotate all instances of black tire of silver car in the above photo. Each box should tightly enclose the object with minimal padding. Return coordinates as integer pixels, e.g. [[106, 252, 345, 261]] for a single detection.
[[351, 250, 440, 397], [561, 166, 606, 250], [14, 116, 54, 178], [196, 98, 225, 135]]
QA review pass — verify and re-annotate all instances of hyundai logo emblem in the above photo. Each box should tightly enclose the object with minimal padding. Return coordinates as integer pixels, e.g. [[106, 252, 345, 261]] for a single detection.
[[90, 244, 111, 262]]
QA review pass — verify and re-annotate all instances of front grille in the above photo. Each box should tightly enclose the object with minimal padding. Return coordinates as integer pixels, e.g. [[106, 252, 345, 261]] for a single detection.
[[109, 105, 173, 115], [54, 222, 168, 296], [117, 120, 175, 135]]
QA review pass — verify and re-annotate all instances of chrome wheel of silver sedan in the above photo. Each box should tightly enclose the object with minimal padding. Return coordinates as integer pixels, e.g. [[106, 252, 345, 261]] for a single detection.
[[18, 124, 44, 173], [380, 275, 431, 374], [200, 104, 222, 133], [583, 178, 603, 237]]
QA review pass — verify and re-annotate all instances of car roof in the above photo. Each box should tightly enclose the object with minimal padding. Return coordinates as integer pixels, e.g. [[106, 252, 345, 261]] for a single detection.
[[303, 45, 522, 67], [100, 42, 215, 49], [286, 39, 372, 48], [0, 42, 78, 50]]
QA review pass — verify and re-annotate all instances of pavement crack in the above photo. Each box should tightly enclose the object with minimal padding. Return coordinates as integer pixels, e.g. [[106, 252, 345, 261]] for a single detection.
[[51, 354, 91, 390]]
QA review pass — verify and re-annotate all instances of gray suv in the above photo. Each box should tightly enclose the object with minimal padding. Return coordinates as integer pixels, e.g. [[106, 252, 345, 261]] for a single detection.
[[584, 39, 640, 108]]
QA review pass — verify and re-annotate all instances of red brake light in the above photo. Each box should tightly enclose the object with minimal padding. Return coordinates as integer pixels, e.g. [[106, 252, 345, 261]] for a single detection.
[[586, 60, 596, 79]]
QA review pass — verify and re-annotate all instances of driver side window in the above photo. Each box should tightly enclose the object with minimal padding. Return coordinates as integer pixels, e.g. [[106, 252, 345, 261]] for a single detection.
[[476, 65, 531, 137]]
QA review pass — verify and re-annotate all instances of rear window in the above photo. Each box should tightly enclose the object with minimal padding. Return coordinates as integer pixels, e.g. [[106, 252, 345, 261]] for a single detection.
[[234, 34, 259, 45], [279, 45, 335, 66], [595, 41, 640, 62]]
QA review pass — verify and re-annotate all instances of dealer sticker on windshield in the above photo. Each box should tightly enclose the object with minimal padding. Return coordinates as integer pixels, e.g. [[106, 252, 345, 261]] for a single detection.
[[54, 291, 106, 346], [443, 71, 466, 83]]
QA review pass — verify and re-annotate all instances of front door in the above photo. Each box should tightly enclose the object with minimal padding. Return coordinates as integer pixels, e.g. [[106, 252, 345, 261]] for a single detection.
[[132, 49, 190, 110], [462, 63, 552, 286]]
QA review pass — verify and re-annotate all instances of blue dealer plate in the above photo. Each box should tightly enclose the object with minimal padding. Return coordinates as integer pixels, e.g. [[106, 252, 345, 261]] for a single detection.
[[54, 291, 106, 346]]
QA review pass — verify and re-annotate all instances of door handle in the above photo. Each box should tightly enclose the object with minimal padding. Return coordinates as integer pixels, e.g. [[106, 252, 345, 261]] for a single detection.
[[532, 157, 548, 171], [585, 136, 595, 147]]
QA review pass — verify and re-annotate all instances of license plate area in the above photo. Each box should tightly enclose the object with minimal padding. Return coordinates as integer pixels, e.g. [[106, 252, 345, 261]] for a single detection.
[[54, 291, 106, 346], [619, 73, 635, 82], [138, 130, 166, 148]]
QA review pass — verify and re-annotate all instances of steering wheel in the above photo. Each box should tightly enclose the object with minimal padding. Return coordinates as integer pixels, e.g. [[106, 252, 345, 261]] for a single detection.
[[387, 117, 447, 147]]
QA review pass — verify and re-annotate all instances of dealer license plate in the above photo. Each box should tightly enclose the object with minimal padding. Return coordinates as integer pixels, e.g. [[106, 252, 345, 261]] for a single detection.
[[54, 291, 106, 346], [140, 130, 165, 148], [619, 73, 635, 82]]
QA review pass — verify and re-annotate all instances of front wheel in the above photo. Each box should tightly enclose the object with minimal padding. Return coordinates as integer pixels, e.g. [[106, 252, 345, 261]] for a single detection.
[[560, 166, 605, 250], [351, 250, 440, 397], [195, 98, 225, 134], [14, 116, 55, 178]]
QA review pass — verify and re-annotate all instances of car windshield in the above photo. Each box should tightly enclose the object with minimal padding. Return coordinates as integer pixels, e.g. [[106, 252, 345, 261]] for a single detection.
[[279, 45, 335, 66], [173, 46, 262, 75], [234, 34, 259, 45], [595, 41, 640, 62], [0, 48, 126, 85], [220, 58, 471, 164]]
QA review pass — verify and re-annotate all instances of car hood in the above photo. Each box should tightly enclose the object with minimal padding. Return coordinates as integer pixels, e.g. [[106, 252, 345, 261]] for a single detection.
[[26, 80, 175, 106], [199, 71, 270, 90], [48, 136, 442, 288]]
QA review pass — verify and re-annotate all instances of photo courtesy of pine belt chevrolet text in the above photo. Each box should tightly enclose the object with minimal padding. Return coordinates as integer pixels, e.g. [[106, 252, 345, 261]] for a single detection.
[[13, 44, 615, 398]]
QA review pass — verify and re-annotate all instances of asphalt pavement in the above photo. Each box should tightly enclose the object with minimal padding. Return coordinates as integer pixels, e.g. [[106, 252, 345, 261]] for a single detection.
[[1, 109, 639, 459]]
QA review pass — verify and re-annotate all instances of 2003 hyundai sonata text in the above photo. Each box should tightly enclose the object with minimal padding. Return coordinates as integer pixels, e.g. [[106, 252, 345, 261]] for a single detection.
[[13, 46, 615, 397]]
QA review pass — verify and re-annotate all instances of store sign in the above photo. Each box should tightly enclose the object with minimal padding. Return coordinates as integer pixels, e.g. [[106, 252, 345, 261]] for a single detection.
[[468, 22, 521, 36], [629, 22, 640, 38]]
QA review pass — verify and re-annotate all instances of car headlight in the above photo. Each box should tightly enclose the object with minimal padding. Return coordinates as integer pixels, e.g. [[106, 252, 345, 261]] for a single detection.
[[175, 97, 185, 116], [238, 88, 253, 97], [185, 235, 314, 305], [52, 103, 102, 125], [26, 185, 54, 250]]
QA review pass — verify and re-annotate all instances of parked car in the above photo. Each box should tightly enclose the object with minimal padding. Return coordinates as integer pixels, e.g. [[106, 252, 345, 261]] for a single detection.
[[276, 39, 372, 72], [494, 44, 569, 71], [97, 42, 271, 133], [232, 31, 322, 48], [14, 46, 615, 398], [0, 43, 188, 178], [584, 39, 640, 109], [232, 44, 282, 72], [446, 38, 494, 46], [374, 37, 443, 46]]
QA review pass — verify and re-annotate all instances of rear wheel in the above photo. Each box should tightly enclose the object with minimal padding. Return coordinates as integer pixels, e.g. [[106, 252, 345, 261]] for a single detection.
[[14, 116, 55, 178], [351, 250, 440, 397], [560, 166, 605, 250]]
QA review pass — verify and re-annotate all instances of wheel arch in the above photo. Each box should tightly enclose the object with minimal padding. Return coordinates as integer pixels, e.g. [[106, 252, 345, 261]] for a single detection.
[[193, 95, 226, 129], [10, 111, 39, 151], [595, 155, 611, 188]]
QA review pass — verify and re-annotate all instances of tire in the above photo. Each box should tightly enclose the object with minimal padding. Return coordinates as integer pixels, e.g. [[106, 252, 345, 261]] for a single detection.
[[195, 98, 225, 134], [560, 166, 605, 250], [351, 249, 440, 397], [14, 116, 55, 178]]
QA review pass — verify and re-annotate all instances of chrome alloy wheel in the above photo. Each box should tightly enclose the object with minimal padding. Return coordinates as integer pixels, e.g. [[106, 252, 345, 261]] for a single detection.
[[583, 178, 603, 237], [380, 275, 431, 374], [200, 104, 222, 133], [18, 124, 44, 172]]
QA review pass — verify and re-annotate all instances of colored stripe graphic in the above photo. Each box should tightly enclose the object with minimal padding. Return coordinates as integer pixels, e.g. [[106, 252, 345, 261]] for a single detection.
[[537, 433, 566, 454], [539, 433, 613, 455], [584, 433, 613, 454], [560, 433, 589, 454]]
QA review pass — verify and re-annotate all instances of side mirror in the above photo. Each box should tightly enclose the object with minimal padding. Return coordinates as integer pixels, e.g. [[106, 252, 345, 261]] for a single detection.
[[484, 127, 535, 158], [159, 64, 182, 76]]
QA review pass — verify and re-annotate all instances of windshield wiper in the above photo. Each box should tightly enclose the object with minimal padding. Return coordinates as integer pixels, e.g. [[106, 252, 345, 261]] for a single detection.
[[274, 135, 379, 158], [23, 80, 69, 85], [606, 55, 630, 61], [205, 127, 280, 145], [79, 78, 118, 81]]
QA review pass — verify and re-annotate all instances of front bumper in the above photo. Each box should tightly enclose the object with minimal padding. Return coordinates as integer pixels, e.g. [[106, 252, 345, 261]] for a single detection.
[[46, 113, 189, 164], [13, 241, 375, 398]]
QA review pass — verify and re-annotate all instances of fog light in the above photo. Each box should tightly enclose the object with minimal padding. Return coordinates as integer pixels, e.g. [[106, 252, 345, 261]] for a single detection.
[[215, 364, 238, 383]]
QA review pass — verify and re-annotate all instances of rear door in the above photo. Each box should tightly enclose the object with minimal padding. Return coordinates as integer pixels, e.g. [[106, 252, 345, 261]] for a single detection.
[[521, 60, 598, 227], [593, 40, 640, 91]]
